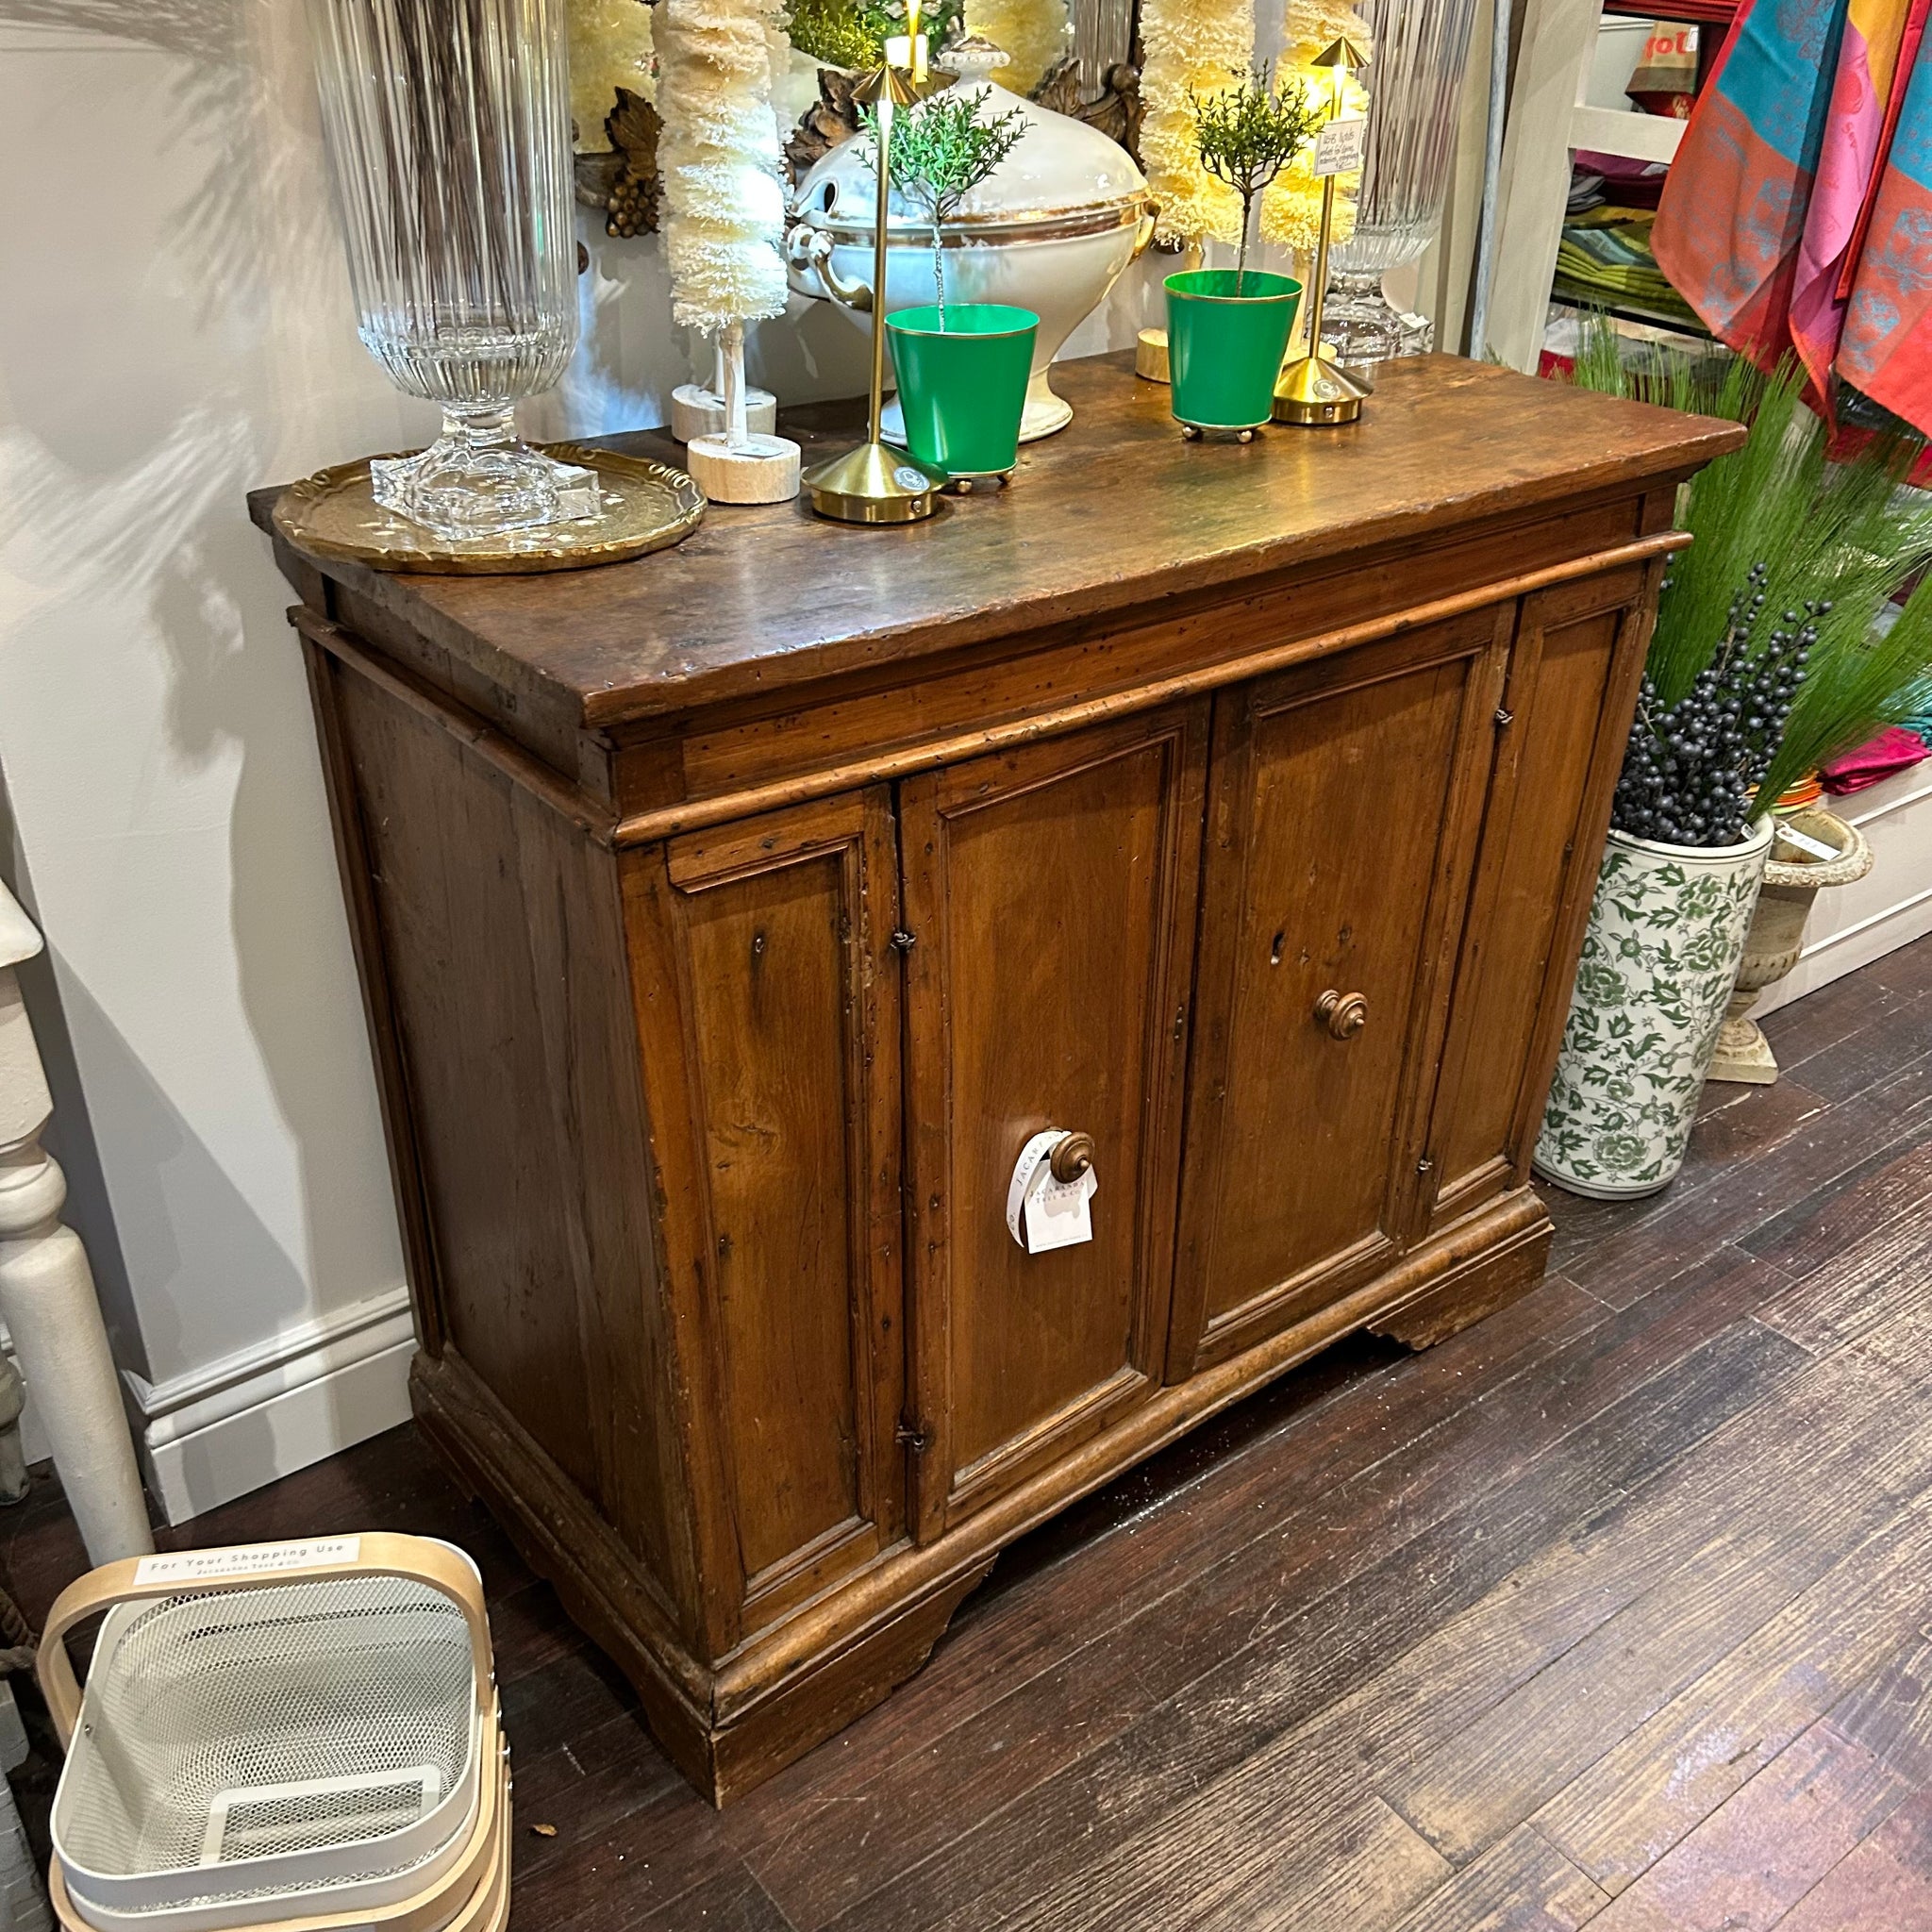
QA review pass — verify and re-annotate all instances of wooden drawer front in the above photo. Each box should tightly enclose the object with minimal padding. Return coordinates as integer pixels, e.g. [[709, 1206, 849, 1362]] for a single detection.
[[902, 705, 1208, 1539], [648, 792, 905, 1641], [1170, 613, 1507, 1376], [1425, 571, 1656, 1226]]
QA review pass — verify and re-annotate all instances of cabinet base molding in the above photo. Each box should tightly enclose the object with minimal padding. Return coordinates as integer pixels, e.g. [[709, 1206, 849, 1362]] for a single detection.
[[413, 1188, 1552, 1805]]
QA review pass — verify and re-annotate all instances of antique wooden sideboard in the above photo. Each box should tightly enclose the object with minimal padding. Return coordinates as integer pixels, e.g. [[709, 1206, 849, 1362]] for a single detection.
[[254, 353, 1740, 1804]]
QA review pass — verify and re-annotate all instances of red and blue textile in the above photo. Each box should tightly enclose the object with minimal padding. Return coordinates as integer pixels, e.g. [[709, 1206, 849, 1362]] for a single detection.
[[1652, 0, 1932, 436]]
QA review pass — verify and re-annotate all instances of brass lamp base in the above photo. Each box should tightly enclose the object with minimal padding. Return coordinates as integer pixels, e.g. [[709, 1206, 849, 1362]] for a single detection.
[[1273, 354, 1373, 426], [804, 441, 947, 524]]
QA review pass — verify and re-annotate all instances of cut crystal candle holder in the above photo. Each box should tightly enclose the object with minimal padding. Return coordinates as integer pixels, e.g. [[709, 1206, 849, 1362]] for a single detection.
[[306, 0, 595, 543]]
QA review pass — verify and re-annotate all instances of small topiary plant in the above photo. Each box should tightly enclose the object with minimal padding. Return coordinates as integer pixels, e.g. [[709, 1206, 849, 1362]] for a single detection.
[[1190, 63, 1321, 292], [864, 86, 1028, 322]]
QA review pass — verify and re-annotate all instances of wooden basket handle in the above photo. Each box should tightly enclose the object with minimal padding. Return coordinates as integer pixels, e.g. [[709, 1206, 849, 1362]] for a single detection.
[[36, 1531, 494, 1749]]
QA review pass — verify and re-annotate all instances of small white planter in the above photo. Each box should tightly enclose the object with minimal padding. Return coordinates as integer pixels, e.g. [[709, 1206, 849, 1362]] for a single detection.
[[1534, 817, 1774, 1199]]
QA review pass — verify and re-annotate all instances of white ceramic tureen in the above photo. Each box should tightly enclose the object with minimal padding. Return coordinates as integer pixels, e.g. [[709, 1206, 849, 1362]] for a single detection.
[[785, 40, 1155, 441]]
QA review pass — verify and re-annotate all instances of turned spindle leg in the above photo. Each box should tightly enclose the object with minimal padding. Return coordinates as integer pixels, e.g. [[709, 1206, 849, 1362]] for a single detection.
[[0, 1142, 151, 1559], [0, 898, 151, 1561]]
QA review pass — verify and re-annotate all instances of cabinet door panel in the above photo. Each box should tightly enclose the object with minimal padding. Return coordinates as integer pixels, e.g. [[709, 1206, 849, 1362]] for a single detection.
[[903, 705, 1208, 1538], [1426, 570, 1658, 1224], [647, 791, 904, 1643], [1171, 614, 1506, 1375]]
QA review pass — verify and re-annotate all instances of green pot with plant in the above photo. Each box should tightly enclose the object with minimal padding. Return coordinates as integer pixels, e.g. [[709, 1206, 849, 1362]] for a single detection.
[[1165, 65, 1315, 435], [870, 88, 1039, 479], [1536, 327, 1932, 1198]]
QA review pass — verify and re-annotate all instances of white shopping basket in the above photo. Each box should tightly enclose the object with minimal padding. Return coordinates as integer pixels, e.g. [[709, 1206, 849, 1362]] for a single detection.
[[38, 1534, 508, 1932]]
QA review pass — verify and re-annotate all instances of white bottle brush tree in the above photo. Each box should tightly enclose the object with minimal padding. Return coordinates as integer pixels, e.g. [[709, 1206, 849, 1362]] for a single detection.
[[867, 88, 1026, 325], [1189, 64, 1320, 292], [658, 0, 793, 460]]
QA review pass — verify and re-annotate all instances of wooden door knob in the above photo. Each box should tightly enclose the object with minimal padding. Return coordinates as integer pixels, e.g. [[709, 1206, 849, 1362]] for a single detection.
[[1315, 990, 1369, 1040], [1050, 1132, 1096, 1183]]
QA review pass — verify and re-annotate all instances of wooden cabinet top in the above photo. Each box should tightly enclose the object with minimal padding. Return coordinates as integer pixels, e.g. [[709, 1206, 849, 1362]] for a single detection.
[[253, 352, 1740, 740]]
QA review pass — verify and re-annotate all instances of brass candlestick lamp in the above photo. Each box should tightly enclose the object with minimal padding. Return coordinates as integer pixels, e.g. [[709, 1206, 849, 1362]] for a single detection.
[[1274, 36, 1374, 427], [803, 0, 949, 524]]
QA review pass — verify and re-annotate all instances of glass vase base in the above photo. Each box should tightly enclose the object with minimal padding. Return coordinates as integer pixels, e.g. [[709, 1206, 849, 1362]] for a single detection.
[[371, 441, 602, 542], [1322, 275, 1437, 370]]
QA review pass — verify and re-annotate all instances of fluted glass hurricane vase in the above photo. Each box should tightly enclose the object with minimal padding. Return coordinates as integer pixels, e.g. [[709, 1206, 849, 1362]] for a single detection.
[[1324, 0, 1479, 365], [307, 0, 594, 541]]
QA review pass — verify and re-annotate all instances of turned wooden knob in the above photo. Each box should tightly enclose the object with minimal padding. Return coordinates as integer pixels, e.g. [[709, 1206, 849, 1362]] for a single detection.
[[1315, 990, 1369, 1040], [1050, 1132, 1096, 1184]]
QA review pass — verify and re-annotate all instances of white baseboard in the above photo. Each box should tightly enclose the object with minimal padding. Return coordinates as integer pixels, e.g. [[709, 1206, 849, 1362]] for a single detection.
[[122, 1288, 417, 1526], [1757, 768, 1932, 1020]]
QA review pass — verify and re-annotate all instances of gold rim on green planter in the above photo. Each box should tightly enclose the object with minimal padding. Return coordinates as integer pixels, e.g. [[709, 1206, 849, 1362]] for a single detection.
[[885, 304, 1041, 479], [1165, 270, 1302, 433]]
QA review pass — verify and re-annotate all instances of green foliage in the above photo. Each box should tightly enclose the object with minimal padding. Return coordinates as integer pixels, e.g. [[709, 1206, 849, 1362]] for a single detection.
[[786, 0, 961, 72], [1760, 585, 1932, 806], [862, 88, 1027, 318], [1190, 64, 1321, 288], [1571, 312, 1932, 819]]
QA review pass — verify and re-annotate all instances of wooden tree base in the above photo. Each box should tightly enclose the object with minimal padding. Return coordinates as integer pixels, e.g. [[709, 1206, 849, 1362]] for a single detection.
[[686, 433, 802, 505], [1135, 328, 1171, 384], [671, 383, 777, 443]]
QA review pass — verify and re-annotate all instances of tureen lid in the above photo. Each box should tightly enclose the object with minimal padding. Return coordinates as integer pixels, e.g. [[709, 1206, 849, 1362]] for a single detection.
[[791, 42, 1148, 233]]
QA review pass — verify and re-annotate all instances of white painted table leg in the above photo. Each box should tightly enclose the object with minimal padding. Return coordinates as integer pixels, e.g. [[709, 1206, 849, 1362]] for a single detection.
[[0, 887, 151, 1562], [0, 1143, 151, 1560]]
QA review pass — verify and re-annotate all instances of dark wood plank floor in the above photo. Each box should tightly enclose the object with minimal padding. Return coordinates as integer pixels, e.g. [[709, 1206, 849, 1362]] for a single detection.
[[9, 936, 1932, 1931]]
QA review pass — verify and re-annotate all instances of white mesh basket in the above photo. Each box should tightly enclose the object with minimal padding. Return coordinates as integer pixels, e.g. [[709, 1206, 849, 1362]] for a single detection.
[[40, 1535, 502, 1932], [48, 1757, 512, 1932]]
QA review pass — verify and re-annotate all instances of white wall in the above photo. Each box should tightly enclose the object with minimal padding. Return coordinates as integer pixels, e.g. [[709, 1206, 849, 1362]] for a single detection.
[[0, 1, 1179, 1523]]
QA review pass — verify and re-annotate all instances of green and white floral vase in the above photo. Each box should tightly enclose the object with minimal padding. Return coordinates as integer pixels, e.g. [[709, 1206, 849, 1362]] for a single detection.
[[1534, 817, 1774, 1200]]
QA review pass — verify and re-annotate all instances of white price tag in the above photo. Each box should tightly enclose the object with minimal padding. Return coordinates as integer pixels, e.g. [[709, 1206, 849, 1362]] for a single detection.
[[1312, 116, 1366, 177], [134, 1537, 361, 1586], [1005, 1131, 1098, 1255], [1774, 824, 1839, 862]]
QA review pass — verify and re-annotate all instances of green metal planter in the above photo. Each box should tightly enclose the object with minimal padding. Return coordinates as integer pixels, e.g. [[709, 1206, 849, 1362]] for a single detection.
[[1165, 270, 1302, 434], [885, 304, 1040, 480]]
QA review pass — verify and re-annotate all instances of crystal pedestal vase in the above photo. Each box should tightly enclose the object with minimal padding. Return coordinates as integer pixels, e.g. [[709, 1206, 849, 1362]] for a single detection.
[[1322, 0, 1479, 368], [306, 0, 594, 542]]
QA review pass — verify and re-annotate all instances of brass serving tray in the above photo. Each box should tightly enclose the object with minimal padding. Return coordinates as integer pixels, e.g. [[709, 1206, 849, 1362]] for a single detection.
[[272, 441, 706, 575]]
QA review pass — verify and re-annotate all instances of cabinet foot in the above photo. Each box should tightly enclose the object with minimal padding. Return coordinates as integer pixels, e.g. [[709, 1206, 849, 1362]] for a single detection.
[[411, 1348, 994, 1807], [1368, 1198, 1553, 1350], [708, 1558, 995, 1805]]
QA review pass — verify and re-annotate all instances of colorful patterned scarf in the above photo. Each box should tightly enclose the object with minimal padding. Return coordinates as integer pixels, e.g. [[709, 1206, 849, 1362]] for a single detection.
[[1652, 0, 1932, 435]]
